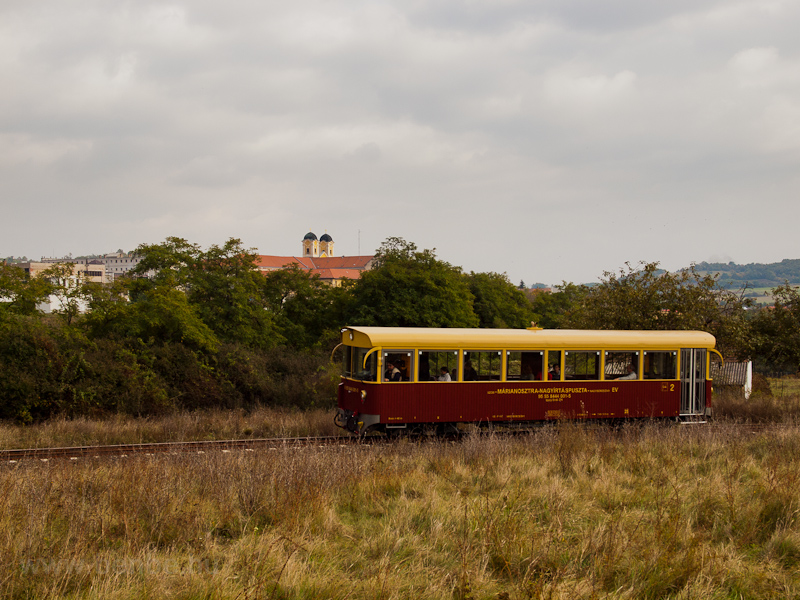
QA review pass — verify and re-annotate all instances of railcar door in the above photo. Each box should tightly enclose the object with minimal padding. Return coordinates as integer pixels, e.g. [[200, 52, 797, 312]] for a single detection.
[[680, 348, 706, 417]]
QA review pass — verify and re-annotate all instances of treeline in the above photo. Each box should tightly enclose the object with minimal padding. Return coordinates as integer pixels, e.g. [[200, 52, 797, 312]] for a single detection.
[[532, 262, 800, 374], [1, 239, 799, 422], [695, 258, 800, 288]]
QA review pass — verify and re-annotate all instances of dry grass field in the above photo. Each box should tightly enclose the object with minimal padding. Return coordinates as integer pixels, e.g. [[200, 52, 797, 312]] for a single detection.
[[0, 407, 343, 451], [771, 377, 800, 399], [2, 421, 800, 599], [713, 377, 800, 423]]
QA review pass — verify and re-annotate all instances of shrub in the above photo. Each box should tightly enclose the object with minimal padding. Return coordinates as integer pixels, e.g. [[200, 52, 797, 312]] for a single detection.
[[714, 385, 800, 423]]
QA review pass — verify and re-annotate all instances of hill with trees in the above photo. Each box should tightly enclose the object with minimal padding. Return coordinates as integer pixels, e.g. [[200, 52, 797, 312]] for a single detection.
[[694, 259, 800, 288]]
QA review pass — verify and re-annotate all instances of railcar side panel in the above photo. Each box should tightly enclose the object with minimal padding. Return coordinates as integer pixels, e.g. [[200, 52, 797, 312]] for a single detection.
[[338, 379, 682, 429]]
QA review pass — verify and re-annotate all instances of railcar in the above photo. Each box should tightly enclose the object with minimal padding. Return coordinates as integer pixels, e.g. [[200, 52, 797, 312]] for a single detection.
[[334, 326, 721, 435]]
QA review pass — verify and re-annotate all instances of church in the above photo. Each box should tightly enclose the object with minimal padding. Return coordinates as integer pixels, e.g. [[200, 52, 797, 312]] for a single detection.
[[256, 232, 374, 286]]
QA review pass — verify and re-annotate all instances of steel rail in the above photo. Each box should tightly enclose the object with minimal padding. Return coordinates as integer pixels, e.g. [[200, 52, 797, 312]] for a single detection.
[[0, 436, 360, 463], [1, 421, 792, 464]]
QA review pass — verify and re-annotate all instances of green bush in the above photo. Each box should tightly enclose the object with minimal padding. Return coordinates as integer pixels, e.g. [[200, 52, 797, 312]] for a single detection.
[[0, 315, 65, 421], [0, 311, 339, 421]]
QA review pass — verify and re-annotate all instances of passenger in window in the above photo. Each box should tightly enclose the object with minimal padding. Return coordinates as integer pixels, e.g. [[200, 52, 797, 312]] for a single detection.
[[463, 360, 478, 381], [437, 367, 451, 382], [531, 355, 544, 380], [521, 364, 534, 380], [617, 364, 637, 380], [549, 364, 561, 380], [385, 362, 402, 382], [395, 360, 407, 381]]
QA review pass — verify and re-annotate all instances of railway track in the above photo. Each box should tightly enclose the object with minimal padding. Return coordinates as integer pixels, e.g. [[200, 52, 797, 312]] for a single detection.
[[1, 421, 791, 464], [0, 435, 360, 463]]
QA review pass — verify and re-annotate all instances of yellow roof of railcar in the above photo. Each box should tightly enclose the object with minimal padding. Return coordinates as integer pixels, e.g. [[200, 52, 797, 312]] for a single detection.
[[341, 327, 716, 351]]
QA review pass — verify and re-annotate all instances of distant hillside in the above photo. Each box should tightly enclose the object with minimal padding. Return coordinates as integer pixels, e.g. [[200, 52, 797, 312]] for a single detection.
[[694, 259, 800, 289]]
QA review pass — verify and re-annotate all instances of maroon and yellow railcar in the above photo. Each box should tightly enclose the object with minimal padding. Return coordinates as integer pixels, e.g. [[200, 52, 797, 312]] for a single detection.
[[335, 327, 720, 435]]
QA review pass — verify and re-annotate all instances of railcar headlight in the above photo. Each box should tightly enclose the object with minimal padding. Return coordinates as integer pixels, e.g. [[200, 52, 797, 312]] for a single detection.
[[360, 390, 367, 402]]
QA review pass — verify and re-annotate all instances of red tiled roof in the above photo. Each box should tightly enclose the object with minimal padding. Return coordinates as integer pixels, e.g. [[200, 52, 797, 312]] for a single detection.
[[312, 268, 365, 280], [256, 256, 305, 269], [256, 255, 373, 281], [310, 256, 373, 269], [256, 255, 373, 270]]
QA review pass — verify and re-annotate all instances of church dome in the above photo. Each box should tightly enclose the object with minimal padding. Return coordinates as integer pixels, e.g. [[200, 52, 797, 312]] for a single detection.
[[303, 232, 318, 241], [320, 233, 333, 242]]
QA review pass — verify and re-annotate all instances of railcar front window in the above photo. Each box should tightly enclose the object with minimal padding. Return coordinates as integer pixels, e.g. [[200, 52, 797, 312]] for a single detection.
[[564, 351, 601, 380], [353, 347, 377, 382], [418, 350, 458, 382], [605, 352, 639, 380], [506, 351, 545, 381], [643, 351, 677, 379]]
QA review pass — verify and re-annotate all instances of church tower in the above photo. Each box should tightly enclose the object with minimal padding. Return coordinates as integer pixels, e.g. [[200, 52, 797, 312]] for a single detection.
[[319, 233, 334, 257], [302, 232, 319, 257]]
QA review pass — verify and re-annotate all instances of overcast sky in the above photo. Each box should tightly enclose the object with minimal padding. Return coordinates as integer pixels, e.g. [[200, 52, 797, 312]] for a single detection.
[[2, 0, 799, 285]]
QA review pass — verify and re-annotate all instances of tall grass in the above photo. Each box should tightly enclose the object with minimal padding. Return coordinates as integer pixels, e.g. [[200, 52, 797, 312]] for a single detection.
[[0, 407, 342, 450], [2, 423, 799, 598], [714, 377, 800, 423]]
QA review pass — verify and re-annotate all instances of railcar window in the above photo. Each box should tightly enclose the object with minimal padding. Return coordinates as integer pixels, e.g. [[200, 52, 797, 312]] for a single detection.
[[383, 350, 414, 382], [564, 351, 601, 380], [353, 347, 377, 382], [418, 350, 458, 382], [547, 351, 562, 380], [643, 351, 677, 379], [506, 351, 545, 381], [605, 351, 639, 380], [463, 351, 501, 381]]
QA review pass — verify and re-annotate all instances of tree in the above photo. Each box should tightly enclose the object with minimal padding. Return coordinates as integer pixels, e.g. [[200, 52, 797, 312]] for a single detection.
[[467, 271, 537, 328], [185, 238, 279, 348], [42, 262, 92, 325], [82, 278, 134, 339], [563, 262, 751, 357], [0, 314, 64, 421], [123, 288, 219, 353], [261, 264, 341, 348], [83, 280, 218, 353], [131, 237, 282, 348], [129, 237, 199, 293], [348, 238, 479, 328], [528, 283, 589, 329], [751, 284, 800, 372], [0, 263, 52, 316]]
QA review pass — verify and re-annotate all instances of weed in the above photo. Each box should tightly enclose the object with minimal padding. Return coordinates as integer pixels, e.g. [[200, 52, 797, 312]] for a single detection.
[[1, 421, 800, 598]]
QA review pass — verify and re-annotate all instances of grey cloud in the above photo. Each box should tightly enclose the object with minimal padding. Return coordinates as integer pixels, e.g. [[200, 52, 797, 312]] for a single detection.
[[1, 0, 799, 285], [347, 142, 382, 162], [404, 0, 724, 33]]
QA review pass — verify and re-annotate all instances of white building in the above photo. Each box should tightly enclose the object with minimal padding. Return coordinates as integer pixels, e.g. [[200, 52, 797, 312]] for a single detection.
[[39, 252, 143, 279], [16, 261, 108, 314], [97, 252, 143, 279]]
